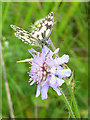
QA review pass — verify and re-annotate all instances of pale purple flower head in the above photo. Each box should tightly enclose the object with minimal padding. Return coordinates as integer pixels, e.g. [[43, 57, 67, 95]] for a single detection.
[[28, 47, 71, 100]]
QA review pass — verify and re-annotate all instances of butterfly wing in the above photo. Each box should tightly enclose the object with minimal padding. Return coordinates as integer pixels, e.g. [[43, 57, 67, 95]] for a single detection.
[[10, 24, 41, 47], [10, 12, 54, 47], [31, 12, 54, 42]]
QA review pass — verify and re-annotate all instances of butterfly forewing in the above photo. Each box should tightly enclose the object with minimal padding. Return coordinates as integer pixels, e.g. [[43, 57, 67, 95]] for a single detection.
[[31, 12, 54, 41], [10, 12, 54, 47]]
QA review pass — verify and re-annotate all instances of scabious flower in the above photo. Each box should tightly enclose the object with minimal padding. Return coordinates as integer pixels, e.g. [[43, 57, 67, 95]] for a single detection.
[[28, 47, 71, 100]]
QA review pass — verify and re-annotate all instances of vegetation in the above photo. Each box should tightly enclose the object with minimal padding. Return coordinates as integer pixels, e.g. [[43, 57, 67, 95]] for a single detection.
[[2, 2, 88, 118]]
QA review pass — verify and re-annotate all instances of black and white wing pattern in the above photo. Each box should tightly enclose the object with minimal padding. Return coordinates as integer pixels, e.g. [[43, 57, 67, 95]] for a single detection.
[[10, 24, 41, 47], [10, 12, 54, 47]]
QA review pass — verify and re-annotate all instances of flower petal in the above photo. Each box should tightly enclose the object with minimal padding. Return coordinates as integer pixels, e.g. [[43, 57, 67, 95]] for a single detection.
[[33, 56, 44, 67], [50, 75, 56, 85], [45, 59, 54, 68], [54, 54, 69, 65], [28, 48, 39, 57], [50, 66, 56, 74], [53, 48, 59, 55], [56, 77, 64, 86], [36, 85, 41, 97], [41, 85, 48, 100], [57, 69, 71, 78], [41, 46, 50, 55], [51, 85, 61, 96]]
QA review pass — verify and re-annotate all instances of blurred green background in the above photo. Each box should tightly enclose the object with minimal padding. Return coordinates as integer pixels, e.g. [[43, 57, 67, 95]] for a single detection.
[[2, 2, 88, 118]]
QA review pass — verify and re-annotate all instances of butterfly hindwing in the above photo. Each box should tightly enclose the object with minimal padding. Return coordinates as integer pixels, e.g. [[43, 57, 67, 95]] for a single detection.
[[10, 12, 54, 47], [10, 25, 41, 46]]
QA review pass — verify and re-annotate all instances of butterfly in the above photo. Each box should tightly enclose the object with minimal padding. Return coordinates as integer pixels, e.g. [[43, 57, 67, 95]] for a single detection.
[[10, 12, 54, 48]]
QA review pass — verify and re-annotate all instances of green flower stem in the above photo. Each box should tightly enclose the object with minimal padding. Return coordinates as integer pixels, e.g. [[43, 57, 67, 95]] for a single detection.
[[50, 39, 80, 118], [67, 84, 80, 118], [58, 87, 76, 118]]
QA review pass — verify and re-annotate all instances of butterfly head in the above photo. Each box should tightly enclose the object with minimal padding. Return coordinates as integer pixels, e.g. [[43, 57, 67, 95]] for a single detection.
[[41, 38, 51, 48]]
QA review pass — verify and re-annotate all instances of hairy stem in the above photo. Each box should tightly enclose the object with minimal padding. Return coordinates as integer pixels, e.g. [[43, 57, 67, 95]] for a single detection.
[[58, 87, 76, 118], [67, 84, 80, 118]]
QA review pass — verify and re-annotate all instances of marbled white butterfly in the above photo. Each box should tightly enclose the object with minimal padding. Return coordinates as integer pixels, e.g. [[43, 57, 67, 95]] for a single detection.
[[10, 12, 54, 48]]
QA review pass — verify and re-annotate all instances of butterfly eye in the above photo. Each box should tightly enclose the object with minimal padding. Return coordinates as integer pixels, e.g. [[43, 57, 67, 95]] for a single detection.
[[45, 42, 48, 46]]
